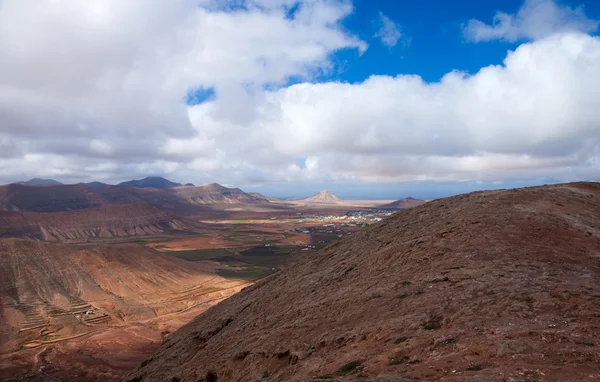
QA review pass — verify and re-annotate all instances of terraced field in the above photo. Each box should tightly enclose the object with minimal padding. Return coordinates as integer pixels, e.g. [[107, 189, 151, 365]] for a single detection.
[[0, 239, 249, 381]]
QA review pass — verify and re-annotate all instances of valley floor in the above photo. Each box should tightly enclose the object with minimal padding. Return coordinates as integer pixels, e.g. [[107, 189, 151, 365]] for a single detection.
[[0, 201, 390, 381]]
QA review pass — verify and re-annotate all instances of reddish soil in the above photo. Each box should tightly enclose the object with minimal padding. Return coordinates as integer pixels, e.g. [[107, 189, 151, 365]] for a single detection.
[[0, 203, 205, 242], [0, 239, 248, 381], [125, 182, 600, 382]]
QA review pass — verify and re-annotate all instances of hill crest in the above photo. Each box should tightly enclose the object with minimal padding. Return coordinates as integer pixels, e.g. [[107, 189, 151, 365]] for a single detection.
[[118, 176, 181, 189], [23, 178, 63, 186], [379, 196, 427, 209], [303, 190, 342, 204], [125, 182, 600, 381]]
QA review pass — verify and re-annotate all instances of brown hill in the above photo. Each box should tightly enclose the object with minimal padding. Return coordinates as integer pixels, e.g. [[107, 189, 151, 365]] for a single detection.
[[0, 203, 203, 242], [0, 182, 265, 214], [379, 197, 427, 210], [0, 239, 247, 380], [248, 192, 281, 203], [173, 183, 267, 205], [303, 190, 342, 204], [125, 182, 600, 382]]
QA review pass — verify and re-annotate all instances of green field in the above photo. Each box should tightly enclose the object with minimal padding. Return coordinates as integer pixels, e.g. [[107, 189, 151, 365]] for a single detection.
[[164, 248, 232, 261], [163, 245, 304, 281]]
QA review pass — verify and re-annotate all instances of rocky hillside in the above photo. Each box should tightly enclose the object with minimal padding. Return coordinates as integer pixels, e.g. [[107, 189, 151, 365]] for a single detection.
[[303, 190, 342, 204], [0, 182, 265, 214], [379, 197, 427, 210], [0, 203, 203, 242], [173, 183, 267, 205], [118, 176, 182, 189], [125, 182, 600, 381]]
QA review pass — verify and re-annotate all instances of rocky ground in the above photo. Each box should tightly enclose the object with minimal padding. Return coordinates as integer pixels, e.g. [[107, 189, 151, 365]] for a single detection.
[[124, 182, 600, 382]]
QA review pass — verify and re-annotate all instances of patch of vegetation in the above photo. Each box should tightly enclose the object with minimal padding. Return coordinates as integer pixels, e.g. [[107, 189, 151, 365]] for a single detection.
[[467, 364, 486, 371], [423, 315, 443, 330], [241, 245, 287, 257], [314, 375, 333, 380], [401, 281, 411, 286], [394, 336, 409, 344], [40, 334, 60, 341], [388, 356, 409, 365], [336, 360, 363, 375], [164, 248, 232, 261], [216, 267, 275, 281]]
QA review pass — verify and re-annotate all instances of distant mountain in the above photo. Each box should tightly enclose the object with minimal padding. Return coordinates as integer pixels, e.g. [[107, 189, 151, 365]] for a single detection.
[[0, 181, 269, 214], [303, 190, 342, 204], [23, 178, 63, 186], [118, 176, 182, 189], [80, 181, 110, 189], [184, 183, 195, 187], [248, 192, 281, 203], [379, 197, 427, 210], [174, 183, 267, 205]]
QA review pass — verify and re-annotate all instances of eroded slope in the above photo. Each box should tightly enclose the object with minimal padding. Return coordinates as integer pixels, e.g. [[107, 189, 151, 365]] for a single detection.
[[125, 182, 600, 382], [0, 239, 248, 380], [0, 203, 203, 241]]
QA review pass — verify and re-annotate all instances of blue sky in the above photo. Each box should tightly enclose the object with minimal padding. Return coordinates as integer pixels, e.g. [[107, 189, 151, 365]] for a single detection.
[[1, 0, 600, 199]]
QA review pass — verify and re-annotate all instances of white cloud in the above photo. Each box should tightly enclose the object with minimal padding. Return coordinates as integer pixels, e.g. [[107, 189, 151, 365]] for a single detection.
[[0, 0, 365, 183], [374, 12, 403, 47], [463, 0, 599, 42], [0, 1, 600, 187], [184, 32, 600, 183]]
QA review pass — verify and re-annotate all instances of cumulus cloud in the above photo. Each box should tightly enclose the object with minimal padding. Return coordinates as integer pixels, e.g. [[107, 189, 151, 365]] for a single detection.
[[0, 0, 365, 183], [0, 1, 600, 187], [463, 0, 599, 42], [185, 32, 600, 183], [374, 12, 403, 47]]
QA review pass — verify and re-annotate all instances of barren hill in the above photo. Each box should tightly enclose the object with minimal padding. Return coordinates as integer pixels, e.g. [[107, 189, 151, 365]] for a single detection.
[[0, 183, 144, 212], [0, 239, 247, 380], [126, 182, 600, 381], [173, 183, 267, 205], [0, 182, 267, 214], [248, 192, 281, 203], [379, 197, 427, 210], [0, 203, 203, 242], [23, 178, 63, 186], [303, 190, 342, 204], [119, 176, 182, 189]]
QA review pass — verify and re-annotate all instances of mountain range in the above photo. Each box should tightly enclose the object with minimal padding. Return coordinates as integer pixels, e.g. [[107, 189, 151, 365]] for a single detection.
[[0, 180, 270, 214]]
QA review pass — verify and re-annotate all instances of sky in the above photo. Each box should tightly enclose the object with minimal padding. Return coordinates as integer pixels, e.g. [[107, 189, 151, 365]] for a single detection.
[[1, 0, 600, 199]]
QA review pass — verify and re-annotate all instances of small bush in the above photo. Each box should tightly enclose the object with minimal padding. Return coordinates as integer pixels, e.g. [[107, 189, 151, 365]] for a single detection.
[[388, 356, 409, 365], [394, 336, 409, 344], [336, 360, 362, 375], [467, 364, 485, 371], [423, 315, 443, 330]]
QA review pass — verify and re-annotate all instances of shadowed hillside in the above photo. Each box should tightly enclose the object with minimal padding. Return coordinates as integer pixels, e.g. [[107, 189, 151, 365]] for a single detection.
[[0, 182, 267, 215], [125, 182, 600, 381], [0, 203, 204, 241]]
